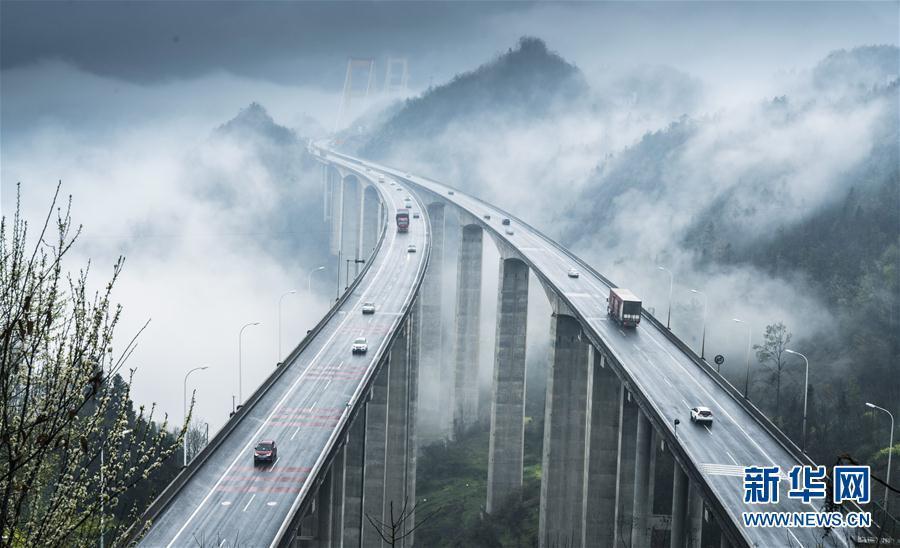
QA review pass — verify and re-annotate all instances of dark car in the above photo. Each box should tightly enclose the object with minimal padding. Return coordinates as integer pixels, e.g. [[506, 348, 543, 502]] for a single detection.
[[254, 440, 277, 466], [501, 218, 511, 226]]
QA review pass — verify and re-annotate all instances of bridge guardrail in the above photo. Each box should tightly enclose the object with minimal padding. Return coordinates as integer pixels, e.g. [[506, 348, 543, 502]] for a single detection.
[[123, 158, 390, 546]]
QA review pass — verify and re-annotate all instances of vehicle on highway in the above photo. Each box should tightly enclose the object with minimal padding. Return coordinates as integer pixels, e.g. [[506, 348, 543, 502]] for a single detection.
[[396, 187, 403, 191], [690, 406, 713, 425], [505, 228, 514, 235], [362, 302, 376, 315], [483, 214, 491, 220], [352, 337, 368, 354], [608, 287, 642, 327], [448, 190, 455, 195], [568, 268, 580, 278], [413, 211, 420, 218], [378, 174, 385, 183], [407, 244, 417, 253], [502, 218, 511, 226], [396, 209, 410, 233], [253, 440, 277, 466], [405, 173, 411, 177]]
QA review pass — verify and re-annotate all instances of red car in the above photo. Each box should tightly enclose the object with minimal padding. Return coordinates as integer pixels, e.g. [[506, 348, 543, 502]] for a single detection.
[[254, 440, 277, 466]]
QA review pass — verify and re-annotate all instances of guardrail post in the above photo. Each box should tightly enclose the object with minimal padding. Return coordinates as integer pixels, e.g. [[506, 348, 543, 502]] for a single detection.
[[582, 349, 621, 547], [453, 223, 483, 436], [486, 257, 529, 513]]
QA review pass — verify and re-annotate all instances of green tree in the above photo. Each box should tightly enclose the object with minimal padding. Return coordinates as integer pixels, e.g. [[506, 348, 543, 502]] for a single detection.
[[754, 322, 793, 421], [0, 185, 186, 545]]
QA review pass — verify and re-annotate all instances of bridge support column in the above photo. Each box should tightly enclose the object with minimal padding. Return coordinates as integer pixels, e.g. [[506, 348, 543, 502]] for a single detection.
[[309, 468, 334, 548], [343, 410, 366, 546], [384, 324, 410, 544], [670, 464, 689, 548], [453, 224, 483, 436], [631, 410, 653, 548], [687, 482, 703, 548], [341, 177, 361, 283], [329, 170, 343, 255], [616, 391, 638, 545], [486, 258, 529, 513], [361, 186, 380, 262], [418, 203, 446, 444], [329, 445, 346, 546], [361, 360, 389, 548], [539, 314, 590, 547], [404, 301, 421, 546], [582, 350, 621, 547]]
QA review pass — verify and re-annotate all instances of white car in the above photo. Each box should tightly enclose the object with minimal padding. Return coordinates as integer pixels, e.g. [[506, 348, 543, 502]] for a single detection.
[[505, 228, 514, 236], [568, 268, 580, 278], [407, 244, 417, 253], [361, 302, 376, 315], [690, 406, 713, 425], [352, 337, 368, 354], [413, 211, 420, 219]]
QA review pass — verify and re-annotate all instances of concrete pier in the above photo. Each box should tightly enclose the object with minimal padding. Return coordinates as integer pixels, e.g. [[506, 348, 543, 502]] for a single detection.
[[453, 224, 483, 435], [383, 325, 410, 544], [405, 302, 421, 547], [631, 410, 653, 548], [486, 257, 529, 513], [329, 446, 346, 546], [687, 482, 703, 548], [341, 176, 361, 280], [616, 392, 639, 545], [361, 185, 380, 261], [343, 411, 366, 547], [539, 314, 590, 547], [418, 202, 446, 444], [670, 464, 689, 548], [361, 361, 389, 548], [329, 170, 343, 255], [582, 349, 621, 547]]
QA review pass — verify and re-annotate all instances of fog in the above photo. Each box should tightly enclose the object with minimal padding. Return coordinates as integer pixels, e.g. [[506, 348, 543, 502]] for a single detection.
[[2, 0, 896, 433]]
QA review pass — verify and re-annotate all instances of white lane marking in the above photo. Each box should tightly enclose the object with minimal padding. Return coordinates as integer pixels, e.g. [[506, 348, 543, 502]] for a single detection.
[[681, 399, 690, 409], [290, 427, 300, 441], [266, 501, 277, 507], [242, 494, 256, 512], [726, 451, 738, 465], [167, 206, 409, 546], [619, 329, 626, 336], [338, 360, 345, 369], [787, 529, 805, 548], [663, 376, 673, 388], [704, 425, 712, 435], [219, 540, 227, 547], [220, 501, 231, 506]]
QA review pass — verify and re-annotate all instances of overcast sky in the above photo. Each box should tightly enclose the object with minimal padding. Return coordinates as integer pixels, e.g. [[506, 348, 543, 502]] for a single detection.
[[3, 1, 896, 91]]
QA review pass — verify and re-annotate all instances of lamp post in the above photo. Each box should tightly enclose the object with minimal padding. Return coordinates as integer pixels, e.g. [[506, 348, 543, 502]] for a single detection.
[[307, 266, 325, 293], [674, 418, 681, 438], [238, 321, 261, 405], [784, 349, 810, 453], [278, 290, 297, 360], [657, 266, 673, 330], [865, 402, 894, 518], [101, 428, 132, 548], [733, 318, 752, 400], [183, 365, 209, 467], [690, 289, 707, 359]]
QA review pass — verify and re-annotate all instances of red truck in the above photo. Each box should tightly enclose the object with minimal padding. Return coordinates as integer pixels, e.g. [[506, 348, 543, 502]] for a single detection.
[[396, 209, 410, 233], [608, 287, 642, 327]]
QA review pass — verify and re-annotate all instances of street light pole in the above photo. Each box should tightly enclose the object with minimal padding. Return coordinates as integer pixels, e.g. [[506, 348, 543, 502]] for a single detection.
[[733, 318, 752, 400], [238, 321, 261, 406], [657, 266, 673, 330], [690, 289, 707, 359], [307, 266, 325, 293], [784, 349, 810, 453], [278, 290, 297, 360], [866, 402, 894, 518], [183, 365, 209, 467]]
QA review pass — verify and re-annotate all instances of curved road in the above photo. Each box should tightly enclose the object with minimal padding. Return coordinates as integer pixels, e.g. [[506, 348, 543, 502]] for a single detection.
[[139, 167, 428, 547], [325, 149, 853, 548]]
